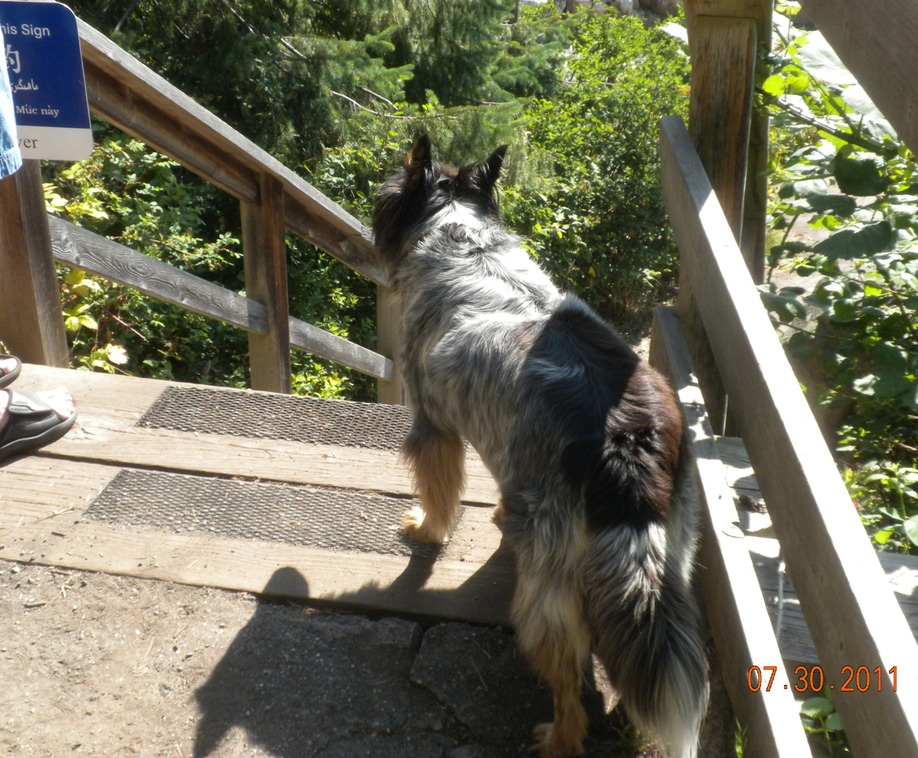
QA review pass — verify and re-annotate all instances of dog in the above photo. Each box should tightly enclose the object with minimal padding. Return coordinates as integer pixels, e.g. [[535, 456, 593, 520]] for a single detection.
[[372, 135, 709, 757]]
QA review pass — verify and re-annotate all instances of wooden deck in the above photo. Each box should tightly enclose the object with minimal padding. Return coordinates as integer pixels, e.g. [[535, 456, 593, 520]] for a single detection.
[[2, 364, 916, 660], [1, 364, 509, 624]]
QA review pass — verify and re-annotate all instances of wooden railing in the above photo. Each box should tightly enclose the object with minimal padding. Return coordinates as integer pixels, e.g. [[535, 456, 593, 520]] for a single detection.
[[0, 18, 400, 401], [651, 1, 918, 755]]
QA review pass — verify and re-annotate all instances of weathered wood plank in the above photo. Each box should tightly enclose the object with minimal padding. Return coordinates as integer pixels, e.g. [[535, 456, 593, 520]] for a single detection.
[[49, 214, 267, 333], [76, 19, 385, 287], [660, 114, 918, 756], [684, 0, 772, 281], [48, 216, 393, 381], [747, 536, 918, 666], [288, 318, 393, 383], [242, 174, 291, 393], [685, 0, 772, 41], [680, 14, 757, 434], [0, 161, 69, 366], [0, 457, 513, 626], [650, 306, 810, 758], [798, 0, 918, 157], [11, 365, 497, 504]]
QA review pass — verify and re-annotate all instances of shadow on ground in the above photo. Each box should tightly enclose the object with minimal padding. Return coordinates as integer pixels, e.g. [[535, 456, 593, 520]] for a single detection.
[[192, 564, 666, 758]]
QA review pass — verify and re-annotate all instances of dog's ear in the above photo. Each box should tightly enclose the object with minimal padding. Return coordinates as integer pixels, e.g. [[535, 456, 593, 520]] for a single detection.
[[405, 134, 433, 176], [472, 145, 508, 191]]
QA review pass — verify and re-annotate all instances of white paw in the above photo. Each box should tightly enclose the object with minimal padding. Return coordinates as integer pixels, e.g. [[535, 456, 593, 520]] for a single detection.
[[402, 505, 448, 544]]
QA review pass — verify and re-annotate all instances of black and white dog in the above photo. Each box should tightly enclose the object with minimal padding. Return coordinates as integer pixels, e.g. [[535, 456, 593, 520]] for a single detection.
[[372, 136, 709, 757]]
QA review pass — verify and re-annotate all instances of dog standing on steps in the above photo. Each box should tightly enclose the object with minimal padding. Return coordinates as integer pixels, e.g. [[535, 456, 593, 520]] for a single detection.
[[372, 135, 709, 758]]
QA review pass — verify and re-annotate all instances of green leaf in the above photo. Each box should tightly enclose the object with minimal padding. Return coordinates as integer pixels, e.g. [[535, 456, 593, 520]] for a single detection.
[[852, 372, 912, 399], [792, 179, 829, 198], [806, 193, 857, 217], [814, 221, 895, 260], [760, 288, 808, 321], [825, 712, 845, 732], [830, 299, 859, 323], [800, 697, 835, 719], [904, 515, 918, 547], [834, 151, 890, 196], [874, 529, 893, 545], [762, 73, 785, 97]]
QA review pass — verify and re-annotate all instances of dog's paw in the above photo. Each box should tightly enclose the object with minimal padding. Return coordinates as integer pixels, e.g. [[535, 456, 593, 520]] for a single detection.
[[402, 505, 449, 544], [531, 723, 585, 757]]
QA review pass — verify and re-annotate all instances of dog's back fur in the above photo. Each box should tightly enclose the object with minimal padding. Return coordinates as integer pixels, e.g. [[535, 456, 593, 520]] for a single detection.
[[373, 136, 709, 757]]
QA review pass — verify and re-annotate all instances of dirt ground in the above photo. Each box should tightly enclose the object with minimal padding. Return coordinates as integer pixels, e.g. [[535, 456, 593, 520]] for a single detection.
[[0, 556, 733, 758], [1, 558, 267, 757]]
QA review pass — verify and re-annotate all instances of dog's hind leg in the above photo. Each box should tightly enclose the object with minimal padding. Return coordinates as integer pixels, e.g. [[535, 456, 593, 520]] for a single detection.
[[401, 417, 465, 544], [513, 568, 591, 757]]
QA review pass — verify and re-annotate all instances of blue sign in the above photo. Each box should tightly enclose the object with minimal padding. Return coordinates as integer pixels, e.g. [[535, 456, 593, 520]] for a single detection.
[[0, 1, 92, 160]]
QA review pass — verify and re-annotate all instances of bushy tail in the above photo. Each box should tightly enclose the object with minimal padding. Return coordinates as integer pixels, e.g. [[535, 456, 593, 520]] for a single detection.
[[584, 458, 709, 758]]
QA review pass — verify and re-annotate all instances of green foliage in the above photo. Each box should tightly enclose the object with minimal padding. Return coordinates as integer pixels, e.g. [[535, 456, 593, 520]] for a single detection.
[[799, 697, 851, 757], [399, 0, 517, 106], [48, 3, 688, 402], [503, 12, 689, 318], [492, 4, 582, 100], [46, 126, 250, 385], [760, 5, 918, 550], [734, 721, 748, 757]]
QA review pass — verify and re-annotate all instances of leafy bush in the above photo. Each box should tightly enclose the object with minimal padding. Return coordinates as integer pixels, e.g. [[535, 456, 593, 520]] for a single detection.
[[503, 12, 690, 318], [760, 6, 918, 550], [46, 127, 247, 384], [46, 4, 689, 403]]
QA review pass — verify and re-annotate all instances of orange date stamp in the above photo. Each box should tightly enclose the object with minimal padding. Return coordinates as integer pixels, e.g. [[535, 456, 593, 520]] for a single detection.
[[747, 665, 898, 693]]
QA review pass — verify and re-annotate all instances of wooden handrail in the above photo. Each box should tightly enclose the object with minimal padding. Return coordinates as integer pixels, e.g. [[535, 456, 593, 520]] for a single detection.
[[76, 19, 387, 288], [651, 305, 810, 757], [661, 114, 918, 757]]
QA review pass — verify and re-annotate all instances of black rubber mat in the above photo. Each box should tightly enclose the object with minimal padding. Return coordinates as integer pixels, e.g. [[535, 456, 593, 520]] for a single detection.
[[83, 469, 438, 558], [138, 386, 413, 451]]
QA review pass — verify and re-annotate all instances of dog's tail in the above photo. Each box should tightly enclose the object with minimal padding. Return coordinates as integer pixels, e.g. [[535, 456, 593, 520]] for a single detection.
[[583, 455, 709, 758]]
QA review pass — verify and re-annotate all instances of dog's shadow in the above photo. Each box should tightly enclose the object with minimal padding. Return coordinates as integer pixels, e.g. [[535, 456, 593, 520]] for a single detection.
[[192, 556, 629, 757]]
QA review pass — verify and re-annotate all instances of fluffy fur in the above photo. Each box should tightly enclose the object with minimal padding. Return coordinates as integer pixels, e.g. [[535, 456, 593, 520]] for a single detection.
[[372, 135, 709, 757]]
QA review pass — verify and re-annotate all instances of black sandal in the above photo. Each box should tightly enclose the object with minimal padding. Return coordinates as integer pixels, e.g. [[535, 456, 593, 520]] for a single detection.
[[0, 390, 77, 461]]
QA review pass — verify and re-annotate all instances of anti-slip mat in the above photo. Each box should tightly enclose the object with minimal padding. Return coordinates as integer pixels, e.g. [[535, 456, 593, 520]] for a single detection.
[[83, 468, 437, 559], [138, 386, 413, 451]]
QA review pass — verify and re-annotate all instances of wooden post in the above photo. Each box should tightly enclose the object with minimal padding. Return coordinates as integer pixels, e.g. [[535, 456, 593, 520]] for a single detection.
[[376, 285, 403, 405], [0, 160, 69, 366], [680, 0, 771, 431], [241, 174, 291, 394]]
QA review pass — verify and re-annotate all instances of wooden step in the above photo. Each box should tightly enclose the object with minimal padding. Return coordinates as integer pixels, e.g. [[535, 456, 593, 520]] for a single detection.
[[0, 365, 511, 624]]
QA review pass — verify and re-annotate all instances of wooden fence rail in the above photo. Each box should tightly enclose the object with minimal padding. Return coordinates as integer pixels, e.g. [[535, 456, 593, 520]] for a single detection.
[[48, 217, 392, 382], [659, 113, 918, 756]]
